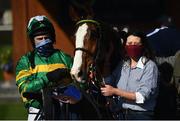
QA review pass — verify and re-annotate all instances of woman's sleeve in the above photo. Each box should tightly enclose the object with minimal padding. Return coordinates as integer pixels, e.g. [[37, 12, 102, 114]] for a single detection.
[[136, 61, 159, 100]]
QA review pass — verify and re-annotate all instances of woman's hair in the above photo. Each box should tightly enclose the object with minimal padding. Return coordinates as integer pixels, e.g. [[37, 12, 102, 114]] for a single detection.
[[123, 29, 155, 61]]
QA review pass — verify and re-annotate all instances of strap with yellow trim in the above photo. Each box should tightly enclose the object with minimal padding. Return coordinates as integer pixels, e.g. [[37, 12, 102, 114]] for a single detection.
[[76, 19, 100, 27]]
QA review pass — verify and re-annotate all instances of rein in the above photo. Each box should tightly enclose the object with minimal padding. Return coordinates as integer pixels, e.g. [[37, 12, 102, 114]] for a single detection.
[[87, 62, 115, 117], [88, 63, 105, 88]]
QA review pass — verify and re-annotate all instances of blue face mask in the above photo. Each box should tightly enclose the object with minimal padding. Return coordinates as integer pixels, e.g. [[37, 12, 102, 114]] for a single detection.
[[35, 39, 55, 57]]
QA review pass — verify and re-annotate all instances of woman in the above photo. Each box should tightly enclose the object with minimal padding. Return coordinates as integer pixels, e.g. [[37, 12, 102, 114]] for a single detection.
[[101, 30, 159, 119]]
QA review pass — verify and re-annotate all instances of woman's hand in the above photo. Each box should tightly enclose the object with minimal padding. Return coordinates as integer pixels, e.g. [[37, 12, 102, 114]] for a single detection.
[[100, 84, 116, 96]]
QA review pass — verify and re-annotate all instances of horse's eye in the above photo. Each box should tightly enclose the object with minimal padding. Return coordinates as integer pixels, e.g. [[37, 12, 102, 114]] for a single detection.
[[91, 31, 99, 38]]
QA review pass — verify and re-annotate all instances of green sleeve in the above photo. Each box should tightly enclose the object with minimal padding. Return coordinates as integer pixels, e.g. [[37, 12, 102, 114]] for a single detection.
[[59, 51, 73, 69], [16, 55, 49, 95]]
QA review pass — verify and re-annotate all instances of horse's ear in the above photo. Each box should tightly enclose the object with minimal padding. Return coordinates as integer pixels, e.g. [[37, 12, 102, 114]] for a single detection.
[[86, 8, 94, 19], [69, 5, 81, 22], [69, 3, 94, 22]]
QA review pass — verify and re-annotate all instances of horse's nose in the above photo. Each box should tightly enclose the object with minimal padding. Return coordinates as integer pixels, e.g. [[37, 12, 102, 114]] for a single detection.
[[78, 70, 83, 77], [70, 69, 83, 78], [70, 69, 83, 83]]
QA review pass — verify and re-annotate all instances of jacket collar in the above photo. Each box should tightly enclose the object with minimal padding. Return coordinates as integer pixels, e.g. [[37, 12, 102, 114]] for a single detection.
[[136, 57, 144, 69], [123, 57, 148, 69]]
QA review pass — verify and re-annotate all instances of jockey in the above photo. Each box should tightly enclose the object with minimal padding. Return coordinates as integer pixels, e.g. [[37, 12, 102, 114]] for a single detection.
[[15, 15, 80, 120]]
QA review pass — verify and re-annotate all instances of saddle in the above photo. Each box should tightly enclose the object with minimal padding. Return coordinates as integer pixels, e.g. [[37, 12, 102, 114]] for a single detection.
[[52, 85, 82, 104]]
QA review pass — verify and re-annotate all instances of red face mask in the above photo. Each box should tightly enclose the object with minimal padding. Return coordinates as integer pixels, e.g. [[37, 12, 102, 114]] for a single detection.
[[125, 45, 143, 58]]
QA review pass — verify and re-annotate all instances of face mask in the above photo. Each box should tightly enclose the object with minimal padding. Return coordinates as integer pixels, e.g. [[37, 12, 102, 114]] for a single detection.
[[35, 39, 55, 57], [125, 45, 143, 58]]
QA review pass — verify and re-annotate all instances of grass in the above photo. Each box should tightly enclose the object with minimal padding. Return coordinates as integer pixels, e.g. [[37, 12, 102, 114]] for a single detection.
[[0, 101, 27, 120]]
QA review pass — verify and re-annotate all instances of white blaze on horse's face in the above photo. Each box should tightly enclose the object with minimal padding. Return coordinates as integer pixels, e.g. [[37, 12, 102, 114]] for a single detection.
[[71, 23, 88, 82]]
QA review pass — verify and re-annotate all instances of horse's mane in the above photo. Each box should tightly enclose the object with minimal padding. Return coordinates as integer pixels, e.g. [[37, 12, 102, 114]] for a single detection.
[[95, 21, 123, 73]]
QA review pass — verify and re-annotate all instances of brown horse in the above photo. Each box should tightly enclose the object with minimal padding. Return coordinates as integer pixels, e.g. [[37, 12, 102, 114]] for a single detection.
[[70, 19, 123, 119], [67, 1, 123, 119]]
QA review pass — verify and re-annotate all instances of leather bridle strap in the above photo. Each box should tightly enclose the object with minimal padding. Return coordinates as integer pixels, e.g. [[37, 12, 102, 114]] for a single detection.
[[75, 19, 102, 62], [75, 47, 94, 57], [76, 19, 100, 27]]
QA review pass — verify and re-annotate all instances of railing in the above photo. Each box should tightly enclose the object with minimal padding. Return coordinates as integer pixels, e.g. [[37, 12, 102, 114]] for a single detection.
[[0, 82, 20, 102]]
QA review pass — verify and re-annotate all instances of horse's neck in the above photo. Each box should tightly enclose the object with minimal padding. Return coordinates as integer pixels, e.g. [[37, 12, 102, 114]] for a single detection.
[[97, 62, 111, 78], [96, 44, 115, 77], [102, 43, 115, 77]]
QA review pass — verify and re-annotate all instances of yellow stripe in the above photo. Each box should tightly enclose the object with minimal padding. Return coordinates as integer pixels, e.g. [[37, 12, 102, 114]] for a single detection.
[[21, 89, 27, 102], [16, 63, 67, 81], [18, 80, 26, 89], [17, 80, 28, 102]]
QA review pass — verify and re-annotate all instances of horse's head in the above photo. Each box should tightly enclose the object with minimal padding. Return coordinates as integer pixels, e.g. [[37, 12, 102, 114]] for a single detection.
[[70, 20, 101, 83], [71, 20, 123, 83]]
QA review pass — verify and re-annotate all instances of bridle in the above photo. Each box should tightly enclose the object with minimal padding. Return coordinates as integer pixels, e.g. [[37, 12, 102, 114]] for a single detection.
[[75, 19, 102, 61], [74, 47, 94, 57], [74, 19, 104, 88]]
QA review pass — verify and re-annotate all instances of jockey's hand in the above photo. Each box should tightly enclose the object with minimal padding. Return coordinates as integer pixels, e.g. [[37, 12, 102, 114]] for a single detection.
[[23, 92, 42, 101], [46, 68, 71, 83]]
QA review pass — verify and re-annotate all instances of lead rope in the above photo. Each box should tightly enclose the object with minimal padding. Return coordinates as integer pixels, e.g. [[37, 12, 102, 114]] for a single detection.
[[88, 63, 99, 89], [88, 63, 111, 106], [90, 63, 116, 119]]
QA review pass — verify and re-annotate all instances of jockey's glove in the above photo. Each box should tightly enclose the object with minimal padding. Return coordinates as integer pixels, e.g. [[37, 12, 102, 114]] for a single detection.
[[46, 68, 71, 82]]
